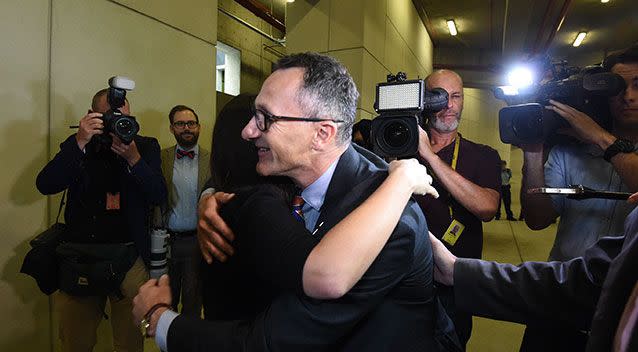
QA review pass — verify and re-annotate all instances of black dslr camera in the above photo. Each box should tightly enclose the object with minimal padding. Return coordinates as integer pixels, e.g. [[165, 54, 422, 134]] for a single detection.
[[370, 72, 449, 158], [495, 62, 625, 145], [99, 76, 139, 145]]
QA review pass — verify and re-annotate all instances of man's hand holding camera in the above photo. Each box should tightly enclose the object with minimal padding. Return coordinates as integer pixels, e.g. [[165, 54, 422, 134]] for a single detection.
[[111, 133, 141, 167], [75, 112, 104, 150], [547, 99, 616, 149]]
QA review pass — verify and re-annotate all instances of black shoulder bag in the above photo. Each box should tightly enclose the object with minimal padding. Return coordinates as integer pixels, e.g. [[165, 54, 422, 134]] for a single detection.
[[21, 191, 69, 295]]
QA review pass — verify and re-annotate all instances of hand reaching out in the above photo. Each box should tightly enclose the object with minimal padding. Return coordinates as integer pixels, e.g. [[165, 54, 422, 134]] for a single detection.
[[388, 158, 439, 198]]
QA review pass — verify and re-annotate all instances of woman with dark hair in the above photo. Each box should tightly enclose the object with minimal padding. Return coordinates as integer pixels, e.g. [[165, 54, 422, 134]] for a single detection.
[[199, 93, 438, 321]]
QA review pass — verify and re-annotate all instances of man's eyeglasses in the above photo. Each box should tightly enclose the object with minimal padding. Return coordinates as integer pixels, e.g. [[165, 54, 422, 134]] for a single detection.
[[250, 104, 345, 132], [173, 121, 199, 129]]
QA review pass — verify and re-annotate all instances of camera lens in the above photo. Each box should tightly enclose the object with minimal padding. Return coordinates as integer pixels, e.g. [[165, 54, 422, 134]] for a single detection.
[[370, 115, 419, 158], [383, 121, 411, 148], [150, 229, 169, 279], [111, 116, 140, 144], [115, 118, 135, 136]]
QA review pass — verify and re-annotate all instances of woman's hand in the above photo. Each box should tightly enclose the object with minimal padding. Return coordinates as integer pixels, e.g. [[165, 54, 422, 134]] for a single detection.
[[388, 159, 439, 198]]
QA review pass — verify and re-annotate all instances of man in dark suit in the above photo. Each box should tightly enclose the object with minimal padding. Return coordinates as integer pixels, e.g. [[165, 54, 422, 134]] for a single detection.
[[36, 88, 166, 351], [430, 192, 638, 351], [133, 52, 447, 351]]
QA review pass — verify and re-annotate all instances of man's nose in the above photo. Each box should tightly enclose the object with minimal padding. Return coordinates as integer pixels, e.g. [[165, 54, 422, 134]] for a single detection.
[[624, 86, 637, 103], [241, 116, 260, 141]]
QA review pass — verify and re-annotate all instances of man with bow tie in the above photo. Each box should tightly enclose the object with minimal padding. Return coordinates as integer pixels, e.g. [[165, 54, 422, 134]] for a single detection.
[[159, 105, 210, 316]]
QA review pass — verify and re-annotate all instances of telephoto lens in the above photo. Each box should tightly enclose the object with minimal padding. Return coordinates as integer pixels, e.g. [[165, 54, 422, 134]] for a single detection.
[[150, 228, 169, 279]]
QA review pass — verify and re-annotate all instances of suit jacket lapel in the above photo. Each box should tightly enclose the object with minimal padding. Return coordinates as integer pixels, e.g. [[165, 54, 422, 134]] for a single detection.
[[197, 146, 210, 193], [313, 144, 389, 238]]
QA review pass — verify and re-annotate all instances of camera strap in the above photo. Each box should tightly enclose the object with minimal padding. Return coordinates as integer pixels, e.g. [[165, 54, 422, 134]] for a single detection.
[[56, 190, 67, 223]]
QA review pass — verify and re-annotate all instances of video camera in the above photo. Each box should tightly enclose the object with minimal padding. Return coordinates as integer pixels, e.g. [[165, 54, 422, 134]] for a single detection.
[[495, 61, 625, 145], [370, 72, 449, 158], [99, 76, 139, 145]]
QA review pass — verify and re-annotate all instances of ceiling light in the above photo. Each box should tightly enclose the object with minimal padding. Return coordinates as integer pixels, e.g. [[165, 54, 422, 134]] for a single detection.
[[601, 0, 609, 3], [446, 20, 458, 36], [572, 32, 587, 47], [286, 0, 295, 3]]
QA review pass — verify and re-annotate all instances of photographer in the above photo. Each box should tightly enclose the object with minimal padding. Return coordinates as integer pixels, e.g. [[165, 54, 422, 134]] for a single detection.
[[520, 44, 638, 349], [522, 45, 638, 259], [36, 88, 166, 351], [415, 69, 501, 347]]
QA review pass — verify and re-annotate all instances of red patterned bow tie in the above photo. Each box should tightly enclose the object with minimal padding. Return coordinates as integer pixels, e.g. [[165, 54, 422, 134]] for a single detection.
[[176, 149, 195, 159]]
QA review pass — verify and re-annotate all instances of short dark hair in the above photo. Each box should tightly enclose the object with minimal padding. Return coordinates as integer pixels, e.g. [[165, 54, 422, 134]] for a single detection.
[[169, 105, 199, 124], [273, 52, 359, 145], [92, 89, 108, 111], [603, 43, 638, 71], [91, 88, 129, 112]]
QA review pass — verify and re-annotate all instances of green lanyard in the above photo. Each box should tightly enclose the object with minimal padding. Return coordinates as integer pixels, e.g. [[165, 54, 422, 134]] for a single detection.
[[448, 134, 461, 219]]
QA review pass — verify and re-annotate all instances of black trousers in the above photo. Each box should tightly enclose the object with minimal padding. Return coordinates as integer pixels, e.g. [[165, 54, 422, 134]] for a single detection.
[[498, 185, 514, 219], [168, 232, 203, 317]]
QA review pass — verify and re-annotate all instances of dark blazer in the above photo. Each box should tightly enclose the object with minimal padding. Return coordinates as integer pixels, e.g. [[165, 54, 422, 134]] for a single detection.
[[36, 134, 167, 265], [168, 144, 438, 351], [453, 207, 638, 351]]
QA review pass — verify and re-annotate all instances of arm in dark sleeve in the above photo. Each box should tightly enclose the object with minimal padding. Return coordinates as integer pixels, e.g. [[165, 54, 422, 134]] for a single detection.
[[454, 235, 624, 328], [127, 136, 166, 205], [36, 135, 85, 195], [168, 313, 268, 352], [265, 206, 417, 350], [222, 186, 318, 294]]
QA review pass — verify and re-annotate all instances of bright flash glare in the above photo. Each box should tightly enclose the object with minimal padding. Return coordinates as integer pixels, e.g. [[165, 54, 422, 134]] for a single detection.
[[507, 67, 534, 88]]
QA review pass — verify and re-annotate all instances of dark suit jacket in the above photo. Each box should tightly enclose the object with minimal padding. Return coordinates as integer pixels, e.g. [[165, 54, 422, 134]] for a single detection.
[[453, 206, 638, 351], [36, 134, 167, 265], [168, 144, 437, 351]]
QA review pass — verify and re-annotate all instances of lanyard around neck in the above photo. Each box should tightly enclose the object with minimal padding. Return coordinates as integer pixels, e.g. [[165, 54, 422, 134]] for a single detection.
[[448, 134, 461, 218]]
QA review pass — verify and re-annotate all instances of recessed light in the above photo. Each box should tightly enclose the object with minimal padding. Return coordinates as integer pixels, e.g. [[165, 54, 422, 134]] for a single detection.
[[573, 32, 587, 47], [447, 20, 458, 36]]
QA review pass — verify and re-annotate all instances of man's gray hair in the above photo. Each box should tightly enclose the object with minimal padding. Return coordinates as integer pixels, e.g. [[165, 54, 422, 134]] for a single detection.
[[273, 52, 359, 145]]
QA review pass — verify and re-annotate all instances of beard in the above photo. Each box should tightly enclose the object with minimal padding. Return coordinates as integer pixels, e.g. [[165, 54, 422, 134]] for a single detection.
[[176, 132, 198, 148], [429, 114, 460, 133]]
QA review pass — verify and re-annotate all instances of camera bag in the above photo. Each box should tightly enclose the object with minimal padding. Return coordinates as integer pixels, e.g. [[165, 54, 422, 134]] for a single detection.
[[56, 241, 137, 297], [20, 191, 69, 295]]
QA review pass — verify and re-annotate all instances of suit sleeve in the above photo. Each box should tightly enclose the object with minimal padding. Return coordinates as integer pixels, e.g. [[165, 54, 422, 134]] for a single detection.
[[263, 205, 417, 350], [36, 135, 85, 195], [168, 313, 269, 352], [222, 186, 318, 294], [454, 235, 624, 329], [127, 137, 166, 205]]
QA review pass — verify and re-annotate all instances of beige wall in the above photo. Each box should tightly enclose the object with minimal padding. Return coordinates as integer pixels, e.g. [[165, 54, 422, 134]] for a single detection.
[[217, 0, 286, 98], [287, 0, 433, 120], [0, 0, 217, 351], [459, 87, 510, 161], [0, 0, 52, 350]]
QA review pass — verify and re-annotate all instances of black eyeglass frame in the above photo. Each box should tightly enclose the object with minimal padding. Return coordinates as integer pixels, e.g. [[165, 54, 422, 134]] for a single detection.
[[250, 104, 345, 132], [172, 121, 199, 128]]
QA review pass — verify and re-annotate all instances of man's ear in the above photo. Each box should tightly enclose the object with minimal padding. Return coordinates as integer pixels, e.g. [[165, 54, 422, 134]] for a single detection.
[[312, 121, 339, 149]]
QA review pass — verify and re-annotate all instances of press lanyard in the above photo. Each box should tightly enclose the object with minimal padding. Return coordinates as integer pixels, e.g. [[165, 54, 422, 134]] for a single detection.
[[448, 134, 461, 218]]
